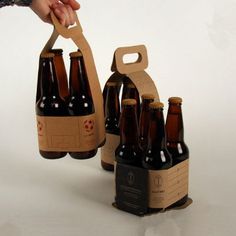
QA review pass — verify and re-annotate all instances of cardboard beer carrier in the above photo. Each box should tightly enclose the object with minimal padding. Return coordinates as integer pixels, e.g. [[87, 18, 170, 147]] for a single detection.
[[101, 45, 192, 216], [35, 13, 105, 154]]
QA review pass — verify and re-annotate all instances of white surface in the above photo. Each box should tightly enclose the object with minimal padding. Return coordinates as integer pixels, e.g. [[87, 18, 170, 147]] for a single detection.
[[0, 0, 236, 235]]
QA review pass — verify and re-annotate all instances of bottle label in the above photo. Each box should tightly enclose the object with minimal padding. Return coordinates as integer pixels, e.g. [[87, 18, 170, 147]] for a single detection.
[[148, 159, 189, 209], [36, 114, 98, 152], [101, 133, 120, 165]]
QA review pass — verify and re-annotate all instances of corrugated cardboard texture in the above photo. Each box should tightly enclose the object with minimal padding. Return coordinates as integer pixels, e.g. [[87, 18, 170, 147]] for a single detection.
[[101, 134, 120, 165], [36, 114, 97, 152], [36, 13, 105, 151], [148, 159, 189, 209]]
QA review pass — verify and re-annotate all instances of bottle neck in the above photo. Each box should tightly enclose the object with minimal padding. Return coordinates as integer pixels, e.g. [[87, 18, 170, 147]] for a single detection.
[[166, 103, 184, 142], [147, 108, 167, 150], [40, 58, 60, 97], [120, 105, 139, 145], [105, 86, 120, 119], [69, 57, 89, 96]]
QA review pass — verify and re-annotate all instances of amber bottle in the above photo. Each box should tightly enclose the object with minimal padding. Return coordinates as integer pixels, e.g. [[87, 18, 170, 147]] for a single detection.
[[36, 53, 68, 159], [68, 51, 97, 159], [102, 82, 120, 171], [121, 78, 140, 119], [115, 99, 143, 167], [139, 94, 155, 151], [166, 97, 189, 207], [143, 102, 172, 170]]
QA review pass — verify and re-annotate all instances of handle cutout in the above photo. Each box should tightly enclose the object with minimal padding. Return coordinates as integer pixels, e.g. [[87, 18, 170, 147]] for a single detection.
[[123, 53, 140, 65]]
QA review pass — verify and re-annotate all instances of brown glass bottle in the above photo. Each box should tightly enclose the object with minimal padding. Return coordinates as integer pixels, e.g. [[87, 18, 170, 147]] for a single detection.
[[166, 97, 189, 207], [143, 102, 172, 212], [68, 51, 97, 159], [102, 82, 121, 171], [50, 49, 69, 101], [115, 99, 143, 167], [36, 53, 68, 159], [139, 94, 155, 151], [122, 78, 140, 120], [143, 102, 172, 170]]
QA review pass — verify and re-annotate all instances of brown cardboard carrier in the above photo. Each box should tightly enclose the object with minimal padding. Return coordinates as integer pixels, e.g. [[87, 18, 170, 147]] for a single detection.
[[101, 45, 192, 215], [36, 13, 105, 152]]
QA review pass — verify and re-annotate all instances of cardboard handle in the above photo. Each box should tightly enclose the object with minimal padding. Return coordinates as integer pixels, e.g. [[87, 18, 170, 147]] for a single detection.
[[111, 45, 148, 74], [50, 12, 83, 39]]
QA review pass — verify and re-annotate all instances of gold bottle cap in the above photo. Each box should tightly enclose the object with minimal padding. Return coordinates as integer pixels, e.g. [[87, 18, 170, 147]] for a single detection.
[[69, 51, 83, 58], [122, 99, 137, 106], [106, 82, 118, 87], [141, 93, 155, 100], [40, 52, 55, 58], [149, 102, 164, 109], [168, 97, 182, 104]]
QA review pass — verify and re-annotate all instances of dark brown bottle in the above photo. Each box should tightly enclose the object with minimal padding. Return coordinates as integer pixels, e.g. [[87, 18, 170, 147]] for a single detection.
[[36, 56, 43, 103], [115, 99, 143, 167], [102, 82, 121, 171], [68, 51, 97, 159], [143, 102, 172, 170], [36, 53, 68, 159], [143, 102, 172, 212], [121, 78, 140, 120], [166, 97, 189, 207], [36, 49, 69, 103], [139, 94, 155, 151], [50, 49, 69, 101]]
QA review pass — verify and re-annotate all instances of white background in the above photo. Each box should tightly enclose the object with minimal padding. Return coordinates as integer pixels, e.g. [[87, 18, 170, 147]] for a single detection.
[[0, 0, 236, 235]]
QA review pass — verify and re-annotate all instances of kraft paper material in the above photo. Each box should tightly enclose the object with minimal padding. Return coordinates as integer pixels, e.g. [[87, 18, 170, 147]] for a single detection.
[[148, 159, 189, 209], [101, 134, 120, 165], [36, 114, 98, 152]]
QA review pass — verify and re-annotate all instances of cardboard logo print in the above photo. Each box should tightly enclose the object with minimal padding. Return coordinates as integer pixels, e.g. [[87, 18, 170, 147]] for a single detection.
[[84, 119, 95, 133]]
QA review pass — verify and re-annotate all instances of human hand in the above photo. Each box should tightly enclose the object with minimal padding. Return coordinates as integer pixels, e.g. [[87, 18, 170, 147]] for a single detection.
[[30, 0, 80, 26]]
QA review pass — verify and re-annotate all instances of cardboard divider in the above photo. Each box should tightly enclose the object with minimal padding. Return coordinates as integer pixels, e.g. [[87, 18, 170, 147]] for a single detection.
[[36, 12, 105, 152]]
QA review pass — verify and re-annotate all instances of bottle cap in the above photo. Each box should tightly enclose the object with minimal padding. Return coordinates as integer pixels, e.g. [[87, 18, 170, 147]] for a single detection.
[[69, 51, 83, 58], [149, 102, 164, 109], [50, 49, 63, 55], [106, 82, 117, 87], [40, 52, 55, 58], [122, 99, 137, 106], [141, 93, 155, 100], [168, 97, 182, 104]]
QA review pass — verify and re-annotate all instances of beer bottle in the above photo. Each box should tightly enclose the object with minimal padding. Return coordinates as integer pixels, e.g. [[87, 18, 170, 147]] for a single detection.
[[36, 53, 68, 159], [68, 51, 97, 159], [143, 102, 172, 170], [115, 99, 143, 166], [143, 102, 172, 212], [36, 56, 43, 103], [139, 94, 155, 151], [121, 78, 140, 119], [50, 49, 69, 101], [101, 82, 121, 171], [166, 97, 189, 206], [36, 49, 68, 103]]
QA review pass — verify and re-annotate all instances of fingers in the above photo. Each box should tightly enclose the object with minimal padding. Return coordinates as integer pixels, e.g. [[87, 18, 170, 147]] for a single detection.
[[60, 0, 80, 10], [52, 2, 77, 27]]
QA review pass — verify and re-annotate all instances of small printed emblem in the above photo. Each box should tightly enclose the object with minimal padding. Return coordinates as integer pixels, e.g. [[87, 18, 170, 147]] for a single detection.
[[127, 171, 135, 186], [154, 175, 163, 187], [84, 119, 95, 133], [37, 120, 43, 136]]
